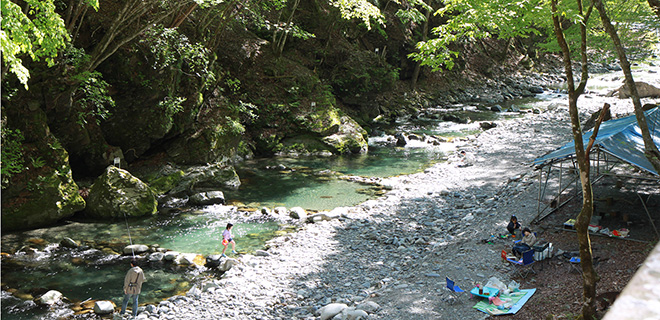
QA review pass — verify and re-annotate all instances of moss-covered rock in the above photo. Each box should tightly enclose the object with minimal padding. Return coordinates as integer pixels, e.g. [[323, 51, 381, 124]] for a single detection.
[[168, 164, 240, 196], [321, 115, 368, 154], [165, 124, 227, 164], [84, 166, 157, 219], [148, 170, 185, 195], [1, 108, 85, 231], [1, 164, 85, 232]]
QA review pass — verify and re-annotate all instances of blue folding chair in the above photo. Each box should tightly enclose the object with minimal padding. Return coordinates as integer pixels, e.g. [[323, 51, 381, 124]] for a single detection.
[[446, 277, 465, 298], [507, 249, 536, 278]]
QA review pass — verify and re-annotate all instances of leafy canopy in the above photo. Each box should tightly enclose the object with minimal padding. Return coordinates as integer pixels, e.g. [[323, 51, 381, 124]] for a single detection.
[[409, 0, 658, 71], [409, 0, 547, 71], [0, 0, 92, 88], [332, 0, 386, 29]]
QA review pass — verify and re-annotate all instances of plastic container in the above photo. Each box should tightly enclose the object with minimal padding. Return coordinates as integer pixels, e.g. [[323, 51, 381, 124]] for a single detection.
[[533, 240, 550, 260]]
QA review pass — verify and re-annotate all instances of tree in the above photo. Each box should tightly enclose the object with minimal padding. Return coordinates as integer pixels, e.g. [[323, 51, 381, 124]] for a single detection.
[[592, 0, 660, 174], [81, 0, 199, 73], [408, 0, 614, 317], [1, 0, 73, 88], [394, 0, 433, 89], [549, 0, 599, 317]]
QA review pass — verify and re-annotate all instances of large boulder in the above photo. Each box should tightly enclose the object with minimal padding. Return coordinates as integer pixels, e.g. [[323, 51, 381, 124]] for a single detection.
[[1, 107, 85, 231], [189, 191, 225, 206], [169, 164, 240, 196], [617, 81, 660, 99], [275, 108, 368, 155], [219, 258, 240, 272], [321, 115, 368, 154], [84, 166, 158, 218]]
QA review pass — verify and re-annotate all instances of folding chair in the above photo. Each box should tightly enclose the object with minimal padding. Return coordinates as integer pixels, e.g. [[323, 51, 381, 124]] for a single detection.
[[507, 249, 536, 278], [568, 256, 582, 274], [445, 277, 465, 298]]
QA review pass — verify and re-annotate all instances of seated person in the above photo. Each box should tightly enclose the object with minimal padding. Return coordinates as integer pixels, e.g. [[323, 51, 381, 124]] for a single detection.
[[512, 228, 537, 256], [507, 215, 521, 237]]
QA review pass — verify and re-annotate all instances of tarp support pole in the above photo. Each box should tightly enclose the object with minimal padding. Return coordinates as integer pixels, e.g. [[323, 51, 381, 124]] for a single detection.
[[537, 168, 543, 219], [558, 161, 563, 206], [638, 193, 660, 240]]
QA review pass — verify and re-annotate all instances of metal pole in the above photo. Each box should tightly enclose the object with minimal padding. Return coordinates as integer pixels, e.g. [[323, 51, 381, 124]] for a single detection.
[[558, 161, 563, 205], [638, 193, 660, 240], [537, 168, 543, 219]]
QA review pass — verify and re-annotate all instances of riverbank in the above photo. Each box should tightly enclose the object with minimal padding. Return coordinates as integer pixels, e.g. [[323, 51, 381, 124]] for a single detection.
[[3, 65, 658, 319], [141, 70, 658, 319]]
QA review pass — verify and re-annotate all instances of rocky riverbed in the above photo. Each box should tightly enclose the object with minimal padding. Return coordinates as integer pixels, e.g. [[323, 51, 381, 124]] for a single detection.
[[4, 64, 659, 319], [118, 73, 657, 319]]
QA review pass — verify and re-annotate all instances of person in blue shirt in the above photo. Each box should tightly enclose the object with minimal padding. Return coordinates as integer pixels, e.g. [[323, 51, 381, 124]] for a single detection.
[[507, 215, 521, 237]]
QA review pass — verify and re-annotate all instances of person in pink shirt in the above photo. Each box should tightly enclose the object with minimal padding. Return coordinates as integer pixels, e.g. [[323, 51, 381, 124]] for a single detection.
[[221, 223, 237, 257]]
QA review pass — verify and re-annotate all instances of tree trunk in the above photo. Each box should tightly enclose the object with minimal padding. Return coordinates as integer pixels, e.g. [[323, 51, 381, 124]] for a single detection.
[[593, 0, 660, 174], [550, 0, 598, 318], [411, 7, 431, 90]]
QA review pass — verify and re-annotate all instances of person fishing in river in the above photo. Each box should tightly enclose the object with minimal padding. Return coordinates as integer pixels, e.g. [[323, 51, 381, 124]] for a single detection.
[[120, 259, 146, 318], [221, 223, 237, 257]]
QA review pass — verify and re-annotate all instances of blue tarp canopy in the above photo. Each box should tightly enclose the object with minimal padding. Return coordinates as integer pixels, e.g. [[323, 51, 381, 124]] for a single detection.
[[533, 107, 660, 176]]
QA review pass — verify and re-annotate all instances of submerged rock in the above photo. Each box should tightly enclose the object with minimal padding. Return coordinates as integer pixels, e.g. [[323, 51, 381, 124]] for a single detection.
[[60, 237, 80, 249]]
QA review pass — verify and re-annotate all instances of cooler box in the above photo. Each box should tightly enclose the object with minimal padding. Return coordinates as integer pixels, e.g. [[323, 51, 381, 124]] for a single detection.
[[533, 240, 550, 261]]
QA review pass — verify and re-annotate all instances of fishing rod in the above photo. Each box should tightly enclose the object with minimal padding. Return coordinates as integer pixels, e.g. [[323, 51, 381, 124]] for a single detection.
[[122, 211, 136, 259]]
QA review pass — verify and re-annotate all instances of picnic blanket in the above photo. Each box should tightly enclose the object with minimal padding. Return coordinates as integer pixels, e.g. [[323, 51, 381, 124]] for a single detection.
[[473, 288, 536, 315]]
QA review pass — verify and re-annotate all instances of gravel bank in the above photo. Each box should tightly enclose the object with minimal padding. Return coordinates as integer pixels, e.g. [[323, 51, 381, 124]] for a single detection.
[[137, 71, 659, 320]]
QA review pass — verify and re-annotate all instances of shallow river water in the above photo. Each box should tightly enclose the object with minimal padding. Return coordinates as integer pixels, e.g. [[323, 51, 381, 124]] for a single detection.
[[3, 59, 658, 319]]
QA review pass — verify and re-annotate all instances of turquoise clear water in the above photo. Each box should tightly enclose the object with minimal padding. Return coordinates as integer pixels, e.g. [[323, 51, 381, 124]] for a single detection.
[[0, 212, 280, 320], [225, 145, 446, 210], [0, 100, 542, 319]]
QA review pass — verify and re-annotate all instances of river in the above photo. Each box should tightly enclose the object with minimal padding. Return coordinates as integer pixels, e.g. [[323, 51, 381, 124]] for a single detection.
[[2, 59, 658, 319]]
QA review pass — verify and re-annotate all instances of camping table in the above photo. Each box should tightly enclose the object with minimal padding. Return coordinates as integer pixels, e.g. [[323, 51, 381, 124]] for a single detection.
[[470, 287, 500, 299]]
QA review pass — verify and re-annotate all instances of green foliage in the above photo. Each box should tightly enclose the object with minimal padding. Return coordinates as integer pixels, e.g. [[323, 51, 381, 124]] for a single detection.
[[220, 116, 246, 136], [158, 96, 187, 119], [586, 0, 658, 62], [536, 0, 659, 62], [1, 0, 70, 89], [72, 71, 115, 125], [225, 77, 241, 94], [409, 0, 546, 71], [30, 156, 45, 168], [411, 0, 658, 70], [332, 0, 386, 29], [330, 51, 399, 96], [230, 100, 258, 122], [1, 126, 25, 187], [143, 27, 208, 71], [141, 26, 213, 86], [395, 0, 432, 24]]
